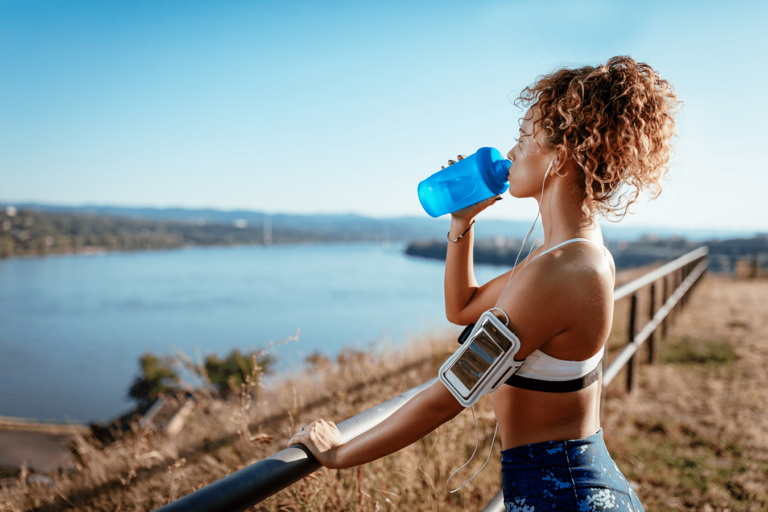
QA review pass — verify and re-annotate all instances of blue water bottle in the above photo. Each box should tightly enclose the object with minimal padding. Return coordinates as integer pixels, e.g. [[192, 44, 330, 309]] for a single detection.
[[417, 147, 511, 218]]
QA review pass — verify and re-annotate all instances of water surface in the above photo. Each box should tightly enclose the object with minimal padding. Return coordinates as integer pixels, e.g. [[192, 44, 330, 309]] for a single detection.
[[0, 243, 501, 423]]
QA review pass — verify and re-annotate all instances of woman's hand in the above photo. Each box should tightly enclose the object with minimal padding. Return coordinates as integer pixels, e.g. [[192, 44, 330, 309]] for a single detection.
[[451, 194, 502, 221], [442, 154, 503, 223], [286, 419, 343, 469]]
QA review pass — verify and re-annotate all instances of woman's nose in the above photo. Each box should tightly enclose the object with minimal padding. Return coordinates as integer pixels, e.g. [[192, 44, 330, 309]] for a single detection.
[[506, 148, 516, 162]]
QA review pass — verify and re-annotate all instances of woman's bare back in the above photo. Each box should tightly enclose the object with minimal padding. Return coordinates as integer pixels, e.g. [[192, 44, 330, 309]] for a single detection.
[[492, 239, 616, 449]]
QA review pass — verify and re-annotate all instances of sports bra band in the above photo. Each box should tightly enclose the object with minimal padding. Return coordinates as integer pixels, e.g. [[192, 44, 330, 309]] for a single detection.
[[505, 353, 604, 393]]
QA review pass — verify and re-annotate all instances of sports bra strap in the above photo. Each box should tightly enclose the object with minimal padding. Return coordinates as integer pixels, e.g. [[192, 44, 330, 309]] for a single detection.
[[531, 238, 607, 263]]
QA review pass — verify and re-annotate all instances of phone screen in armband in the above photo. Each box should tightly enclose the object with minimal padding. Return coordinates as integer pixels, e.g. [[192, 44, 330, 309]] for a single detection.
[[451, 330, 502, 389], [439, 311, 522, 408]]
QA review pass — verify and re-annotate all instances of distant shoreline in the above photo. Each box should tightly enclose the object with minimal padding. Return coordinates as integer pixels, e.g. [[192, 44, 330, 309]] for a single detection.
[[0, 239, 405, 261], [0, 415, 89, 434], [3, 205, 767, 275]]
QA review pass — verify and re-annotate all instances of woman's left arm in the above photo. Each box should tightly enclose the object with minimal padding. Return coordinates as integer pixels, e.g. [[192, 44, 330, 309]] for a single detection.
[[286, 381, 464, 469]]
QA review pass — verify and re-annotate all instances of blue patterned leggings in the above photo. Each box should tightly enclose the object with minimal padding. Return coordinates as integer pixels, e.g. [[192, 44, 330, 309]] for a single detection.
[[501, 429, 644, 511]]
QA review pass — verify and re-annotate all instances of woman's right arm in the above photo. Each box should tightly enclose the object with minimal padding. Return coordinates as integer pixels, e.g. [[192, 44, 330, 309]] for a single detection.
[[444, 199, 512, 325]]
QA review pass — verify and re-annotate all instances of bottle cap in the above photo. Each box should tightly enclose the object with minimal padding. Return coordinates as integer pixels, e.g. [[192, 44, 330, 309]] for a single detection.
[[478, 147, 511, 194]]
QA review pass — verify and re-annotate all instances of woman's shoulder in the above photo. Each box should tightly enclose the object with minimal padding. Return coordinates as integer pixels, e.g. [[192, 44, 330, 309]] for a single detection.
[[515, 242, 614, 305], [498, 249, 611, 358]]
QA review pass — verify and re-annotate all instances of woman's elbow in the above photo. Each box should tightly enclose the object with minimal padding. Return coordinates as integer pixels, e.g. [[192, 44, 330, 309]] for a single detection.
[[427, 381, 465, 417], [445, 309, 471, 326], [445, 289, 479, 325]]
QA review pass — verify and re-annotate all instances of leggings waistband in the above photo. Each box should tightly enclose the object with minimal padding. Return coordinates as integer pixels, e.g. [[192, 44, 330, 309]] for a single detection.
[[500, 429, 604, 468]]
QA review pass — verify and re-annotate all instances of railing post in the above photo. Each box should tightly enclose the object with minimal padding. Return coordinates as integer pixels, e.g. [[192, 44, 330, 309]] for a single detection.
[[695, 257, 707, 289], [626, 293, 638, 393], [599, 356, 606, 422], [648, 282, 657, 365], [661, 276, 668, 340], [680, 265, 687, 307], [751, 252, 759, 279]]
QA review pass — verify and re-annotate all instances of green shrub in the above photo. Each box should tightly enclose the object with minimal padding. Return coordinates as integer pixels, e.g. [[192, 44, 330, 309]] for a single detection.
[[204, 349, 274, 398], [128, 354, 180, 405], [661, 336, 735, 366]]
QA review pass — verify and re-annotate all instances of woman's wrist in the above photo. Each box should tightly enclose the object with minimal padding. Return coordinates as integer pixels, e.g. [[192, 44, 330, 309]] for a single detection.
[[315, 445, 340, 469], [328, 443, 348, 469], [449, 215, 475, 236]]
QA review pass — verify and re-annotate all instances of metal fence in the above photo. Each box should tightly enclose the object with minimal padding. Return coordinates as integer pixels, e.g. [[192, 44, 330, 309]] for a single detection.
[[155, 246, 709, 512]]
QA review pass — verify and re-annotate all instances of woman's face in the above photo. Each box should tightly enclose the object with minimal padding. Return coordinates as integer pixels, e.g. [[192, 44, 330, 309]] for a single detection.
[[506, 108, 555, 200]]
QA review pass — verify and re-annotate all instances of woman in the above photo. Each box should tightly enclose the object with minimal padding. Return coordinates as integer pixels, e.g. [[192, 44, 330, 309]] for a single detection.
[[287, 56, 679, 511]]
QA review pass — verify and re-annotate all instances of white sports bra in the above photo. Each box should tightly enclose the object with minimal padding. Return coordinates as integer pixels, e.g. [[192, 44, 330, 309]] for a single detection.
[[504, 238, 610, 393]]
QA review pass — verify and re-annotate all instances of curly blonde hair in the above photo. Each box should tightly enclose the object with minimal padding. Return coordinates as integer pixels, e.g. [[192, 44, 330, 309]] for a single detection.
[[516, 56, 681, 220]]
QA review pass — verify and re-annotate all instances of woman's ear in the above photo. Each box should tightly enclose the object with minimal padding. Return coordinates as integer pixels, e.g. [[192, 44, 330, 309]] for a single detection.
[[552, 150, 570, 177]]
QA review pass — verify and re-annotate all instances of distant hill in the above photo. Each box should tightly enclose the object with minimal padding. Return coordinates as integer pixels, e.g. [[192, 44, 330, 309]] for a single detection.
[[0, 207, 355, 258], [1, 202, 761, 244]]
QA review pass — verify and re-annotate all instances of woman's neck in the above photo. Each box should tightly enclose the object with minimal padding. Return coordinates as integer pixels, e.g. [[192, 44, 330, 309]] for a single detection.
[[536, 169, 601, 249]]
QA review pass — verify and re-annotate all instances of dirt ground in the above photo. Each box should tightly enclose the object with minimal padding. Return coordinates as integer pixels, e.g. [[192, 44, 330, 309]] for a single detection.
[[603, 274, 768, 511]]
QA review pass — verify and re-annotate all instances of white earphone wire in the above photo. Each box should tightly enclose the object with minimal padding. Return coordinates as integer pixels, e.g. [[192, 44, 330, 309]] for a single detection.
[[445, 407, 499, 493], [446, 158, 555, 494], [446, 158, 554, 494], [507, 159, 554, 285]]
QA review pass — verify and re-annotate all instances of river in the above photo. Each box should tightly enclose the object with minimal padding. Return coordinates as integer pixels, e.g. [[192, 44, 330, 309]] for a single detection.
[[0, 243, 502, 423]]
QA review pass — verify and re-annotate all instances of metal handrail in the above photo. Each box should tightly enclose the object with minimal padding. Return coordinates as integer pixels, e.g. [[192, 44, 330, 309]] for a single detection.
[[613, 246, 708, 301], [156, 247, 709, 512]]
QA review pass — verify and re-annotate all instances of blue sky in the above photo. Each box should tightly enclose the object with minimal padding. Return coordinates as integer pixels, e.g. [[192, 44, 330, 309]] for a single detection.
[[1, 0, 767, 230]]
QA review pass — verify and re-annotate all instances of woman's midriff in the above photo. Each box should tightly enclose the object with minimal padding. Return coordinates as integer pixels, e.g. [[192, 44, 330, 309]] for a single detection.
[[492, 374, 602, 450]]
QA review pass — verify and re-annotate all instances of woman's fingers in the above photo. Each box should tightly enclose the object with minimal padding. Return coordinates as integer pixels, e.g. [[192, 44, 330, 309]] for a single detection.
[[286, 431, 305, 448], [441, 155, 465, 170], [286, 421, 313, 448], [285, 419, 342, 451], [285, 419, 343, 468]]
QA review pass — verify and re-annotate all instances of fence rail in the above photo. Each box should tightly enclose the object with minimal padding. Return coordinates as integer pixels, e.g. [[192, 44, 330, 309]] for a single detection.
[[155, 247, 709, 512]]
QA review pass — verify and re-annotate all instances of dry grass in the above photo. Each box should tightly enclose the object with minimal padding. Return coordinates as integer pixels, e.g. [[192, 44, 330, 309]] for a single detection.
[[1, 271, 765, 511]]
